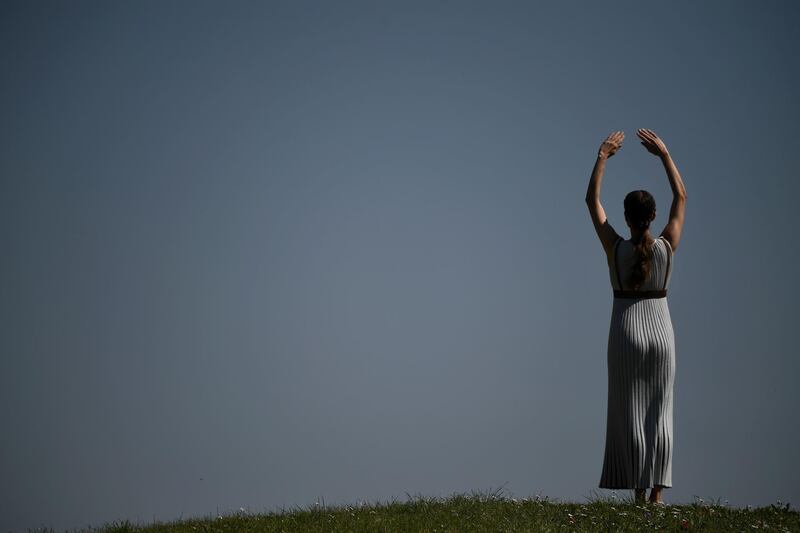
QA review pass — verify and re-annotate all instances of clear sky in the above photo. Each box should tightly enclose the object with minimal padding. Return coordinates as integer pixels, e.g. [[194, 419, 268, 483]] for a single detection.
[[2, 1, 798, 530]]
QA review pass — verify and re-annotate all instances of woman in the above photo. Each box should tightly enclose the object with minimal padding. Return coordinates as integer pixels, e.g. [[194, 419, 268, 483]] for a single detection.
[[584, 129, 687, 505]]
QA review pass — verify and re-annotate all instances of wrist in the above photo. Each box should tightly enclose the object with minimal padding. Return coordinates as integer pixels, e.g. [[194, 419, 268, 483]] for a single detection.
[[597, 152, 608, 161]]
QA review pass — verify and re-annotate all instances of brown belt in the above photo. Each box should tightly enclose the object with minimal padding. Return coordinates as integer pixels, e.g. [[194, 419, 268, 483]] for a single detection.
[[613, 289, 667, 299]]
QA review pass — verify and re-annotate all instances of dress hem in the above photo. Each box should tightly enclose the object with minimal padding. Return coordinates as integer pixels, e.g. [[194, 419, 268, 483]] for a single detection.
[[598, 484, 673, 490]]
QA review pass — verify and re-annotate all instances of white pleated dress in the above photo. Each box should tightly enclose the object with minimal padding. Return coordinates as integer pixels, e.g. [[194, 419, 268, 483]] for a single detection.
[[599, 235, 675, 490]]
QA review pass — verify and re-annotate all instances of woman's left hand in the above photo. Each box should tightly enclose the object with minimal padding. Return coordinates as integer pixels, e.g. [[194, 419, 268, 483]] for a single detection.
[[598, 131, 624, 159]]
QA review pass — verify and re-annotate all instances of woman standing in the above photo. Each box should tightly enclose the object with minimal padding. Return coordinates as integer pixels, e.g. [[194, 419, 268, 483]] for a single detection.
[[584, 129, 687, 504]]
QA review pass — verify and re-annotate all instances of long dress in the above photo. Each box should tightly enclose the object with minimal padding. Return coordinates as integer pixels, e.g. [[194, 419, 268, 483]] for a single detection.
[[599, 235, 675, 490]]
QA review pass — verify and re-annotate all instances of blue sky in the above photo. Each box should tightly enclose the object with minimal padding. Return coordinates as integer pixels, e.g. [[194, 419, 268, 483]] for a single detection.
[[1, 1, 798, 530]]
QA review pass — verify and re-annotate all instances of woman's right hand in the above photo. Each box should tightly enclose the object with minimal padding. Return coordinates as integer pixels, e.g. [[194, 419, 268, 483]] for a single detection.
[[637, 128, 670, 158]]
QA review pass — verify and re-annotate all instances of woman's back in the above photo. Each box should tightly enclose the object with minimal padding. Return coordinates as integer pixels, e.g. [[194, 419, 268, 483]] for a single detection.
[[607, 236, 673, 292], [600, 234, 676, 490]]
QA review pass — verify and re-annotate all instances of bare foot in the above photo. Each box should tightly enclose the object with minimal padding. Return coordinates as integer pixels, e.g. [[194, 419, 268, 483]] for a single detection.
[[648, 486, 664, 504]]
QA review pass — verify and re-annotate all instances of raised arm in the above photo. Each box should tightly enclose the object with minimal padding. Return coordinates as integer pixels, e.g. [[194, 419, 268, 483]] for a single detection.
[[585, 131, 624, 255], [636, 128, 687, 251]]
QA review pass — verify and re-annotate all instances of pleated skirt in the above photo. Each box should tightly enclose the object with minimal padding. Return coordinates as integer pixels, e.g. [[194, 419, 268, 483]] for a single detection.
[[599, 296, 675, 489]]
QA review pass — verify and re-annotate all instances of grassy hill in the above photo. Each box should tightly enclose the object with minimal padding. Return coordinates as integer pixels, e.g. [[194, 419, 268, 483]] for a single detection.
[[53, 488, 799, 532]]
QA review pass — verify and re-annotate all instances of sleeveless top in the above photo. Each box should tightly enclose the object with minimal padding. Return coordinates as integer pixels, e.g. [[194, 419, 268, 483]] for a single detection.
[[608, 236, 673, 299]]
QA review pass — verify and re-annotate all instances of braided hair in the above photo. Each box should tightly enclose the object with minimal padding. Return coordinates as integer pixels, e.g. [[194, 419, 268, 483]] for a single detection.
[[624, 190, 657, 290]]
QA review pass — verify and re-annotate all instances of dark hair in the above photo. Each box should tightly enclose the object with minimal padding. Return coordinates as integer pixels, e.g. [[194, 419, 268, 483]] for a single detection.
[[624, 190, 657, 290]]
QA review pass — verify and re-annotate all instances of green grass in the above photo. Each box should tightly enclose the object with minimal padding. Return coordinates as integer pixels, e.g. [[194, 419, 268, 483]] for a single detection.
[[42, 487, 800, 532]]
